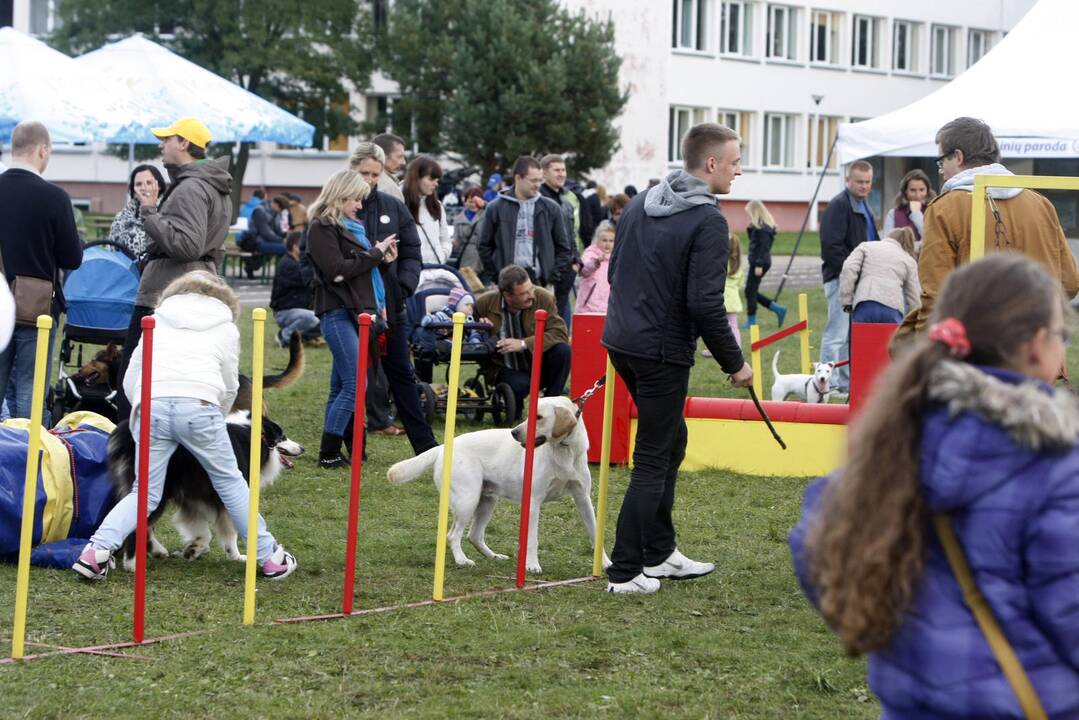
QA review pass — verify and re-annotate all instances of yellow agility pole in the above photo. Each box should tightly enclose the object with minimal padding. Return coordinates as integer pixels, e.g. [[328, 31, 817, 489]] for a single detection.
[[971, 174, 1079, 261], [432, 312, 466, 601], [750, 324, 763, 398], [798, 293, 811, 375], [11, 315, 53, 660], [591, 355, 617, 577], [243, 308, 267, 625]]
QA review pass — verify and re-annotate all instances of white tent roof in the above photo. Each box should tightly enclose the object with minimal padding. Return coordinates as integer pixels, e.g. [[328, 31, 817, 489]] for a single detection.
[[75, 35, 315, 147], [837, 0, 1079, 165], [0, 28, 146, 143]]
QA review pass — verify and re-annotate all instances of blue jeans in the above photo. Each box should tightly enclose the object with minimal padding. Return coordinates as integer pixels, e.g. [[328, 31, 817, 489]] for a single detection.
[[89, 398, 277, 562], [852, 300, 903, 324], [321, 309, 376, 437], [274, 308, 320, 344], [0, 324, 56, 426], [258, 240, 287, 256], [820, 279, 850, 392]]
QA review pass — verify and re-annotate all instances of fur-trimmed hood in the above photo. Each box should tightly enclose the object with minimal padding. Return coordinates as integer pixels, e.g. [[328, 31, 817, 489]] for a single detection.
[[157, 271, 240, 322]]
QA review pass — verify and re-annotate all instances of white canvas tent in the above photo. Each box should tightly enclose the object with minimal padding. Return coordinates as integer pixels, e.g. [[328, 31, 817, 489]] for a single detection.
[[837, 0, 1079, 165]]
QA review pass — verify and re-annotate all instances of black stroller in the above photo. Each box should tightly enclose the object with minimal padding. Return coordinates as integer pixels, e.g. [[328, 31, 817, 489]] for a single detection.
[[406, 265, 517, 425]]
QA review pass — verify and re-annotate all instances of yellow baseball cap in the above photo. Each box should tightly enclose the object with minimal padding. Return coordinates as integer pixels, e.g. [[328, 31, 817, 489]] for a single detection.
[[151, 117, 212, 148]]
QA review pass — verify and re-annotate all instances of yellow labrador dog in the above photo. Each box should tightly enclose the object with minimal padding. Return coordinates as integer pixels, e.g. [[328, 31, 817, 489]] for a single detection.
[[388, 396, 611, 574]]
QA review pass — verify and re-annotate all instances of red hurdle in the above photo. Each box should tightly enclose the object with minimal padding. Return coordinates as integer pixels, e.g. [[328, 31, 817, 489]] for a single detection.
[[342, 314, 373, 615], [134, 315, 155, 644], [515, 309, 547, 588]]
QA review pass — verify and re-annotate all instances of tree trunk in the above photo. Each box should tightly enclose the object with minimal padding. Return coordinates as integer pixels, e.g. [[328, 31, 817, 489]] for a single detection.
[[228, 142, 252, 223]]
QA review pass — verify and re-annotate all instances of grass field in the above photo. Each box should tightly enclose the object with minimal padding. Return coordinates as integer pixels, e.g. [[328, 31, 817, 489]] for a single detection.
[[763, 231, 820, 259], [0, 292, 927, 718]]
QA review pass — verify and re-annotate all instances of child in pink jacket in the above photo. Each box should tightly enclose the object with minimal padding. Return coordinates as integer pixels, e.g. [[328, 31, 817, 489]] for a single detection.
[[576, 221, 615, 314]]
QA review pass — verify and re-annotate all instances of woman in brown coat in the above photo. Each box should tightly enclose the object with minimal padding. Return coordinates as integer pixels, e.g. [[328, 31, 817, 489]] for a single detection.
[[306, 169, 397, 468]]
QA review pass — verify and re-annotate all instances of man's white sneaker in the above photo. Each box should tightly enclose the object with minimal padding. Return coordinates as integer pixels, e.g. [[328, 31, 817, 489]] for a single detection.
[[642, 549, 714, 580], [605, 573, 661, 594]]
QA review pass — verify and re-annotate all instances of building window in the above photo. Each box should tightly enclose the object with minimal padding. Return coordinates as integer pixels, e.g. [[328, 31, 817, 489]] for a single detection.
[[763, 112, 796, 168], [931, 24, 956, 77], [851, 15, 882, 69], [809, 10, 840, 64], [669, 106, 708, 163], [893, 20, 919, 72], [29, 0, 60, 35], [720, 1, 751, 56], [766, 4, 797, 61], [718, 109, 754, 165], [807, 115, 840, 169], [673, 0, 708, 51], [968, 29, 991, 66]]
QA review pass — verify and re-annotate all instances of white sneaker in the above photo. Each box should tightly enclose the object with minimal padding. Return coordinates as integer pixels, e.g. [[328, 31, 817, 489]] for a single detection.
[[643, 549, 714, 580], [605, 573, 661, 594]]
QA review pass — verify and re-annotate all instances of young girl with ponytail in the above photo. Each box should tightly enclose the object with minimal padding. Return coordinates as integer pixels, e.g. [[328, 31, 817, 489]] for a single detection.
[[790, 254, 1079, 718]]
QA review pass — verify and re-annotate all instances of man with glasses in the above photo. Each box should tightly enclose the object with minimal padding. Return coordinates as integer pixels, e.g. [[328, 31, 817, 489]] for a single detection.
[[897, 116, 1079, 338]]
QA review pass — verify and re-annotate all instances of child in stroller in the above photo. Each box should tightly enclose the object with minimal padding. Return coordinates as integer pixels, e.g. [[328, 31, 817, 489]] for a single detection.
[[419, 287, 490, 345]]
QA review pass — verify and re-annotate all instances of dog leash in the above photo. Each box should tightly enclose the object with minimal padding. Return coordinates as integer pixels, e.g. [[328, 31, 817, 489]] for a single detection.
[[748, 387, 787, 450], [571, 376, 607, 419]]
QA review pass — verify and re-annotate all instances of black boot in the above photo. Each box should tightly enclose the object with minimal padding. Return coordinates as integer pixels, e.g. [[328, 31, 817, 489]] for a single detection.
[[342, 417, 367, 462], [318, 432, 348, 469]]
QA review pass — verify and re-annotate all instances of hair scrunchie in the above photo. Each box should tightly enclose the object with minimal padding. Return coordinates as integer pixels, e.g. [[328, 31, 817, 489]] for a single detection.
[[928, 317, 971, 359]]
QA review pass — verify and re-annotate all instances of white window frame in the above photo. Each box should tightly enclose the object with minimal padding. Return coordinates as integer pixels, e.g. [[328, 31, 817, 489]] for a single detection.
[[763, 112, 796, 169], [718, 109, 755, 167], [29, 0, 60, 35], [720, 0, 751, 56], [669, 106, 709, 163], [967, 28, 991, 67], [809, 9, 840, 65], [892, 20, 917, 72], [807, 115, 841, 170], [673, 0, 708, 52], [931, 24, 956, 77], [766, 4, 798, 61], [851, 15, 882, 69]]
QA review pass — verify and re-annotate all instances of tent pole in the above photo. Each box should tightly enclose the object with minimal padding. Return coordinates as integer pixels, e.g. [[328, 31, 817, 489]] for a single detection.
[[128, 142, 134, 176], [774, 135, 838, 302]]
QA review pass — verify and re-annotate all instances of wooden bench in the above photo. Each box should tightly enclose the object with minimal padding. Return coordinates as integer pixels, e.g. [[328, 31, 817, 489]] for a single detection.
[[222, 244, 277, 285]]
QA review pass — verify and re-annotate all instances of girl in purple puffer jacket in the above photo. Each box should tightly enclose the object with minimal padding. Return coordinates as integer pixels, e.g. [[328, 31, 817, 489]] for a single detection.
[[790, 254, 1079, 719]]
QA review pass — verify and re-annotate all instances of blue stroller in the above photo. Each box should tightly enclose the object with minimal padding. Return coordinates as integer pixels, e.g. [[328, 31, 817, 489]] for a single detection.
[[406, 265, 517, 425], [50, 241, 140, 422]]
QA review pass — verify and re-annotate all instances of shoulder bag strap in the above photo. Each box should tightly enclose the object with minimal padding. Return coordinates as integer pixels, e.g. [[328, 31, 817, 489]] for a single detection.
[[417, 222, 445, 265], [932, 513, 1047, 720]]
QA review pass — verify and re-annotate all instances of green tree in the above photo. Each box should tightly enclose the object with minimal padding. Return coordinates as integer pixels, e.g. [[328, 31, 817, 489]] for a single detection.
[[51, 0, 374, 215], [379, 0, 626, 176]]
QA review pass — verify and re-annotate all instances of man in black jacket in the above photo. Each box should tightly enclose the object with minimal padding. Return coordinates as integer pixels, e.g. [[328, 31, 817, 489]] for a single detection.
[[0, 121, 83, 424], [819, 159, 876, 393], [270, 232, 320, 347], [478, 156, 572, 289], [602, 122, 753, 595], [539, 154, 582, 329], [350, 143, 437, 454]]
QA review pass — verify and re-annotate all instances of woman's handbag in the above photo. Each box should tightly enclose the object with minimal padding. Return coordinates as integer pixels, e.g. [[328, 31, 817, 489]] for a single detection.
[[933, 514, 1047, 720], [0, 249, 54, 327]]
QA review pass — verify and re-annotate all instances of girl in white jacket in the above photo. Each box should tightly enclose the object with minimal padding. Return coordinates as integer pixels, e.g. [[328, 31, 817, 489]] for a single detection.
[[403, 155, 456, 291], [74, 272, 296, 581]]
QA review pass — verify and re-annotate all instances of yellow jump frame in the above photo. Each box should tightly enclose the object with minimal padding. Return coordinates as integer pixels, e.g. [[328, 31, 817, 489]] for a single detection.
[[971, 174, 1079, 260]]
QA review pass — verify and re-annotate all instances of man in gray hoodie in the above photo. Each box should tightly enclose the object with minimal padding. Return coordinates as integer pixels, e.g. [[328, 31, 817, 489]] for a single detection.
[[602, 122, 753, 595], [117, 117, 233, 417]]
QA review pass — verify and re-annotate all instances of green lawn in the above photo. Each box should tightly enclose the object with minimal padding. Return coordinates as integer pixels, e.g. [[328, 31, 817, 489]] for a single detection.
[[3, 297, 871, 718], [766, 231, 820, 259]]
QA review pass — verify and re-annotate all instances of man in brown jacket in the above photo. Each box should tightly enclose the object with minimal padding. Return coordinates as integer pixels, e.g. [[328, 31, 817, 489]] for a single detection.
[[898, 117, 1079, 339], [474, 264, 571, 420]]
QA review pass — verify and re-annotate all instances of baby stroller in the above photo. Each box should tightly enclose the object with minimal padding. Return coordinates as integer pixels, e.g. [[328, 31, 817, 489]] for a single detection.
[[407, 264, 517, 425], [50, 241, 140, 423]]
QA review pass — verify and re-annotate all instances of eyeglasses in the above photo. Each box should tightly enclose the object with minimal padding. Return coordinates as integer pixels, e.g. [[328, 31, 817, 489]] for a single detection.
[[935, 150, 955, 171]]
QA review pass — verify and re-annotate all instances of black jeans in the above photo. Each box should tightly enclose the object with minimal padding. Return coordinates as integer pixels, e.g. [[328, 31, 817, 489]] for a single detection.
[[495, 342, 572, 420], [365, 365, 395, 430], [116, 304, 156, 419], [606, 351, 689, 583], [744, 263, 774, 316], [382, 310, 438, 454]]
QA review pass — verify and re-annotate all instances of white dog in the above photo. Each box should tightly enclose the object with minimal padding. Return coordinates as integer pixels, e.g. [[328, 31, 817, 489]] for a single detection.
[[387, 396, 611, 574], [771, 351, 834, 403]]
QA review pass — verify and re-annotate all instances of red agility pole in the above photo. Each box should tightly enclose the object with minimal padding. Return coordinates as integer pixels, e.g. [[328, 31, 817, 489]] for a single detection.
[[342, 314, 373, 615], [515, 309, 547, 588], [134, 315, 155, 644]]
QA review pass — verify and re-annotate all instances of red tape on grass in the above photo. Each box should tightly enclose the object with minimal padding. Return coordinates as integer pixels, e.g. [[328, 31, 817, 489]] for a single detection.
[[134, 316, 155, 644], [274, 576, 596, 625], [0, 631, 203, 665], [749, 319, 808, 352], [516, 309, 547, 589], [342, 314, 373, 615]]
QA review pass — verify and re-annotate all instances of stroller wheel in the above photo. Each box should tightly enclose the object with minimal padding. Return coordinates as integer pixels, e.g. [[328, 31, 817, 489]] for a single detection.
[[417, 382, 437, 423], [461, 377, 484, 423], [490, 383, 517, 427]]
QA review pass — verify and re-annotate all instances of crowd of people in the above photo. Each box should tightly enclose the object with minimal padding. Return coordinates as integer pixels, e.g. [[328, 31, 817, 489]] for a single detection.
[[5, 109, 1079, 714]]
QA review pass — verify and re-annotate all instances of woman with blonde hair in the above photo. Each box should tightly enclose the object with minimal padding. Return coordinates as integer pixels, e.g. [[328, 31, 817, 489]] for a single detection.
[[307, 170, 398, 468], [839, 226, 920, 324], [743, 199, 786, 327]]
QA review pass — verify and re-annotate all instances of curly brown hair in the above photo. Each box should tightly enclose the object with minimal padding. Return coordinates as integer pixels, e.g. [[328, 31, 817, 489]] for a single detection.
[[806, 254, 1066, 655]]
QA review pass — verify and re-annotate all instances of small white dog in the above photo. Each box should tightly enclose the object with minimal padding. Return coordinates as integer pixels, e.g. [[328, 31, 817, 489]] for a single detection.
[[387, 396, 611, 574], [771, 351, 834, 403]]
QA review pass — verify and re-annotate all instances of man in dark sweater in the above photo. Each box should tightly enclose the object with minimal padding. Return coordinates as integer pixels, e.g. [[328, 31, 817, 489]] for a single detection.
[[602, 122, 752, 595], [0, 121, 83, 424], [270, 232, 320, 347]]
